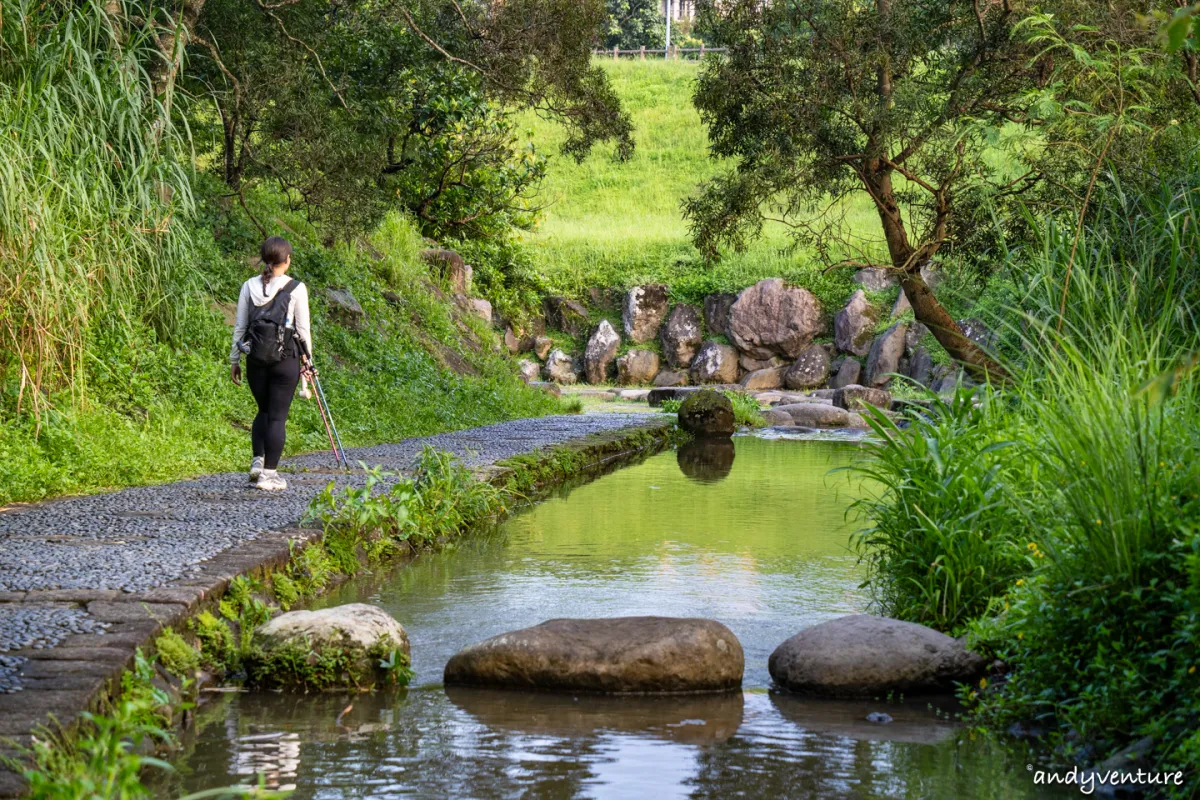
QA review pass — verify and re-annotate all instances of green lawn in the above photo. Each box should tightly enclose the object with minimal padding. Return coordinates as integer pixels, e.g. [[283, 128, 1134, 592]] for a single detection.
[[521, 60, 871, 309]]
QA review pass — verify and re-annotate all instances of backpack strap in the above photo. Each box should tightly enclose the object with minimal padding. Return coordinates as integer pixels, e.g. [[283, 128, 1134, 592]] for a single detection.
[[262, 279, 301, 318], [274, 279, 300, 305]]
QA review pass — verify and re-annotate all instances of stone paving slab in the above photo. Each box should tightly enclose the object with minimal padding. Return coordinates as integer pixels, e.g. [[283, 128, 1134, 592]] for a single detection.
[[0, 412, 669, 795]]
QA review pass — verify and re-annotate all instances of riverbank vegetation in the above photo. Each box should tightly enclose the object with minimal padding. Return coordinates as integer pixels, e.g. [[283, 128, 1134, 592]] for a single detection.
[[17, 423, 676, 795], [0, 0, 630, 505], [519, 61, 860, 311], [850, 174, 1200, 792]]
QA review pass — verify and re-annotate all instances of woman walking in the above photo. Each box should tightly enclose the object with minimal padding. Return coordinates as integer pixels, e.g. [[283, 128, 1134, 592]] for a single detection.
[[230, 236, 312, 491]]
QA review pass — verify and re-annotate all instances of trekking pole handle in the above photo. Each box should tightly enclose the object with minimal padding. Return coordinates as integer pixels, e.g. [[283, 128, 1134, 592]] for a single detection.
[[293, 332, 317, 375]]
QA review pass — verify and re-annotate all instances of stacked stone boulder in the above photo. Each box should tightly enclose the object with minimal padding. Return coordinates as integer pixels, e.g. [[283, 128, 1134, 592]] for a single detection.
[[623, 284, 670, 343], [584, 320, 620, 384], [515, 274, 957, 398], [784, 344, 830, 390], [691, 342, 738, 385], [544, 349, 579, 385], [660, 304, 703, 368], [617, 350, 660, 385], [728, 279, 824, 360]]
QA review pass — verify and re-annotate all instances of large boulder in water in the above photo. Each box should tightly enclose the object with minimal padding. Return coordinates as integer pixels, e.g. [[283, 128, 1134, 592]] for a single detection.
[[768, 615, 987, 697], [772, 402, 850, 428], [247, 604, 410, 691], [444, 617, 744, 694], [728, 279, 825, 359], [660, 304, 704, 368], [678, 389, 735, 437], [623, 285, 670, 343], [583, 320, 620, 383]]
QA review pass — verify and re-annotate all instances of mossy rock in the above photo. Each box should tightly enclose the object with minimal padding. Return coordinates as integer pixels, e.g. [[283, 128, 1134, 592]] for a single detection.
[[678, 390, 735, 437], [245, 603, 412, 691]]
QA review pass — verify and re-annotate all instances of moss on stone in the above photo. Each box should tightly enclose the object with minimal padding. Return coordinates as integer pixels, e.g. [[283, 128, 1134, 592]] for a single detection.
[[244, 634, 411, 692], [678, 390, 736, 436], [154, 628, 200, 677]]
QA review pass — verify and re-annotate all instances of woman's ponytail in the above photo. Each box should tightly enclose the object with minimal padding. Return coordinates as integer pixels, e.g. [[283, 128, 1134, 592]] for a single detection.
[[259, 236, 293, 290]]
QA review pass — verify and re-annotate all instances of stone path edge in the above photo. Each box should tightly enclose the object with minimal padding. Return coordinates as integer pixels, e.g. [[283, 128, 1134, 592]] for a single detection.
[[0, 416, 678, 797]]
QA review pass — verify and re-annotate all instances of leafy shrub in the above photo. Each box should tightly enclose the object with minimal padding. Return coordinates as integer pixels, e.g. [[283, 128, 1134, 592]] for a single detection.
[[219, 576, 275, 654], [410, 447, 506, 538], [302, 448, 504, 575], [851, 172, 1200, 790], [153, 629, 200, 677], [189, 611, 235, 672], [848, 389, 1032, 634], [721, 390, 765, 428]]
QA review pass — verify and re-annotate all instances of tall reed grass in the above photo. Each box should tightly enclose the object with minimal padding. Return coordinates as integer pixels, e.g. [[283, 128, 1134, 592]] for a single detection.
[[849, 168, 1200, 786], [0, 0, 194, 416]]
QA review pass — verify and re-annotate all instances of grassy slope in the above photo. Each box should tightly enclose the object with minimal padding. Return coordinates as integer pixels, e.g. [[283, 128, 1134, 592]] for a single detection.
[[0, 190, 559, 506], [522, 60, 869, 310]]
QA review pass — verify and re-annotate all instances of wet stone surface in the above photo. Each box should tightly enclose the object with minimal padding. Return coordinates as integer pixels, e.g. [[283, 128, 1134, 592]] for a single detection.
[[0, 655, 25, 694], [0, 605, 110, 693]]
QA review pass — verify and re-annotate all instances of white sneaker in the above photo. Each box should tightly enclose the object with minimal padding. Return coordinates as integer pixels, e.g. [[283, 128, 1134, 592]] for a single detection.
[[255, 469, 287, 492], [249, 456, 265, 483]]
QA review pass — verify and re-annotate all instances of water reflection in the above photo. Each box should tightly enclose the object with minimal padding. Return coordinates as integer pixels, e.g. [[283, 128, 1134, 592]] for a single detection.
[[768, 692, 961, 745], [675, 438, 736, 484], [445, 686, 744, 745], [165, 437, 1063, 799], [228, 731, 301, 791]]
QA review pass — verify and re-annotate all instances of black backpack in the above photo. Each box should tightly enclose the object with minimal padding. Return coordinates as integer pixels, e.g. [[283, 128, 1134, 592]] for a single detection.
[[241, 279, 299, 364]]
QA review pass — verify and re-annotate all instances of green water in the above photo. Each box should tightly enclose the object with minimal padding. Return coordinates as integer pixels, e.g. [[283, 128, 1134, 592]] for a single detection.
[[165, 435, 1059, 799]]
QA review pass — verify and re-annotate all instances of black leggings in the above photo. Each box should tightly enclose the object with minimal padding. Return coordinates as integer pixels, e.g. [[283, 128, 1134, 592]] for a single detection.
[[246, 356, 301, 469]]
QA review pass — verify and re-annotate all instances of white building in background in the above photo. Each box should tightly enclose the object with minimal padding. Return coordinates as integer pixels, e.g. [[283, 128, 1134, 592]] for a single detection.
[[664, 0, 696, 20]]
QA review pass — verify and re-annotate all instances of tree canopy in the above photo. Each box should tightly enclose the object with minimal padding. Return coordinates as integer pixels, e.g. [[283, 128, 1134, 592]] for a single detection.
[[603, 0, 666, 50], [686, 0, 1198, 377], [157, 0, 634, 240]]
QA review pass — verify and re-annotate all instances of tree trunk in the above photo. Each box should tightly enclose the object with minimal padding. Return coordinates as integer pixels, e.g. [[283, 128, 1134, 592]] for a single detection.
[[146, 0, 208, 97], [897, 269, 1006, 382], [868, 172, 1008, 383]]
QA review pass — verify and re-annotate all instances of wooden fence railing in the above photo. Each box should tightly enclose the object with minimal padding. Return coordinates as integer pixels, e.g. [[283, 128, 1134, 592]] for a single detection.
[[592, 45, 725, 59]]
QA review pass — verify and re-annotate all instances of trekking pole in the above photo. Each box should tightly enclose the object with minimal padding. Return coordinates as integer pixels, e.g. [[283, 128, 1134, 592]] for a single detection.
[[294, 334, 348, 469], [308, 373, 342, 467]]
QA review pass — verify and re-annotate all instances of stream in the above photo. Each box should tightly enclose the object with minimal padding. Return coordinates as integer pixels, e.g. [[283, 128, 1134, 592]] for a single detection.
[[164, 434, 1060, 799]]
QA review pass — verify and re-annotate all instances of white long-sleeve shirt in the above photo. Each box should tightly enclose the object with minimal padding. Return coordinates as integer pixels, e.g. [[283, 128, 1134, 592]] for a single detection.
[[230, 275, 313, 364]]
